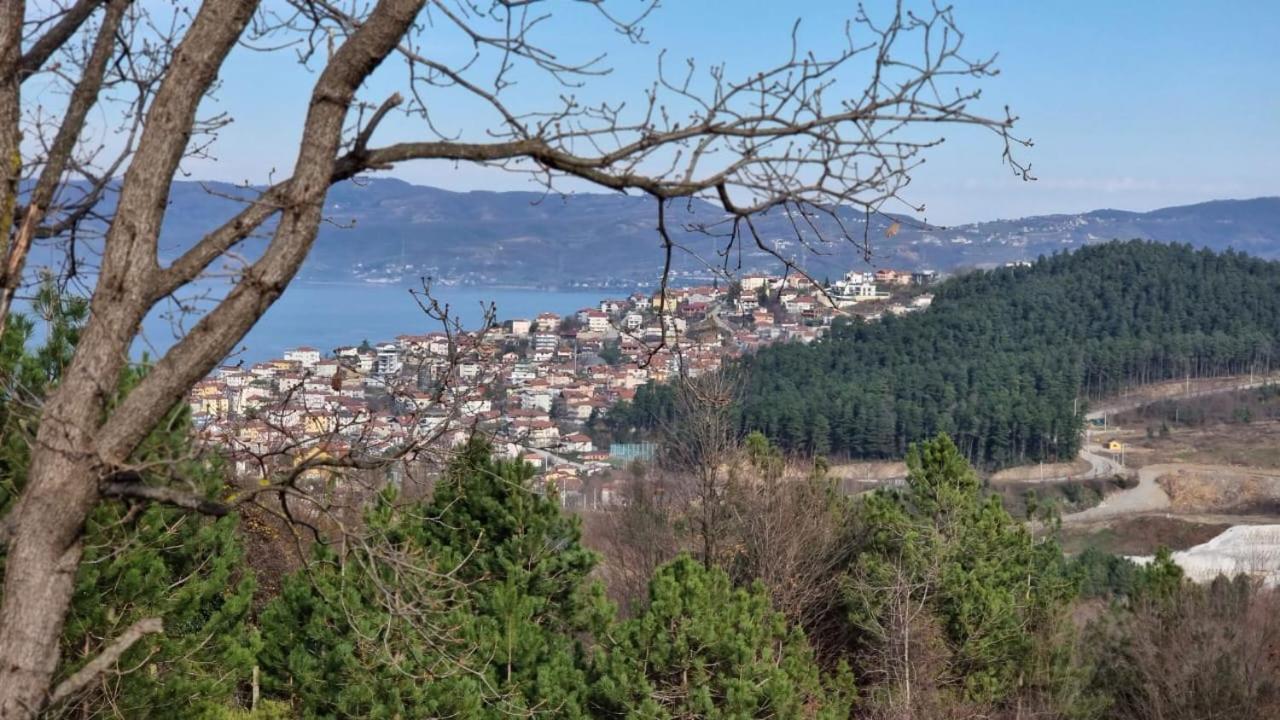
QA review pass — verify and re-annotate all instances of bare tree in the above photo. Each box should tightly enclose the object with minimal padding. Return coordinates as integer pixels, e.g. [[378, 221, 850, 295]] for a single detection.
[[582, 468, 682, 616], [1088, 577, 1280, 720], [731, 451, 853, 639], [657, 367, 741, 567], [0, 0, 1028, 714]]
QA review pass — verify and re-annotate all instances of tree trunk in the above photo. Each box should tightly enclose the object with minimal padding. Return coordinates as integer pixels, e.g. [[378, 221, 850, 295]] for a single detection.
[[0, 415, 100, 718], [0, 282, 144, 717], [0, 0, 421, 712]]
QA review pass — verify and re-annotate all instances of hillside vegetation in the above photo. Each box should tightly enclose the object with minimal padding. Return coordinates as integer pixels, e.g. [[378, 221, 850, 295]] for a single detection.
[[738, 241, 1280, 467]]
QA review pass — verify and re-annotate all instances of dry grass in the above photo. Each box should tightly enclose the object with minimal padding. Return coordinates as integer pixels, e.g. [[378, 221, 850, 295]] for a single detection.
[[1116, 421, 1280, 470], [1058, 515, 1231, 556], [989, 457, 1093, 483], [825, 460, 908, 482]]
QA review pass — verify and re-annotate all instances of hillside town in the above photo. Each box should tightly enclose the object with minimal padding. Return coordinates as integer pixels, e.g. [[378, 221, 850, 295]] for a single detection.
[[189, 269, 937, 508]]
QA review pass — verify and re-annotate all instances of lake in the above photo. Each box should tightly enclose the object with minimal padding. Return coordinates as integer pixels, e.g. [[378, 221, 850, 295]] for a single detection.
[[137, 282, 611, 364]]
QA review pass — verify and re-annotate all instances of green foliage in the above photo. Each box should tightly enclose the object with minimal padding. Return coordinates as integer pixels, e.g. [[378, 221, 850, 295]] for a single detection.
[[744, 430, 784, 481], [1134, 546, 1185, 603], [591, 555, 854, 719], [600, 382, 675, 443], [599, 340, 623, 366], [0, 279, 257, 718], [847, 434, 1078, 705], [259, 439, 607, 718], [208, 700, 295, 719], [740, 242, 1280, 467], [1072, 547, 1146, 599]]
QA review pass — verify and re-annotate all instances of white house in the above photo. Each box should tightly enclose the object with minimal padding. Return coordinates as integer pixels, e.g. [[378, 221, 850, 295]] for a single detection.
[[583, 310, 610, 333], [283, 346, 321, 368], [535, 312, 560, 332], [560, 433, 594, 454]]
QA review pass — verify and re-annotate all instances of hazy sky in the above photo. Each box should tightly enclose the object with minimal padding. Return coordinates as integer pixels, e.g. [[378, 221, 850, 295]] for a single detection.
[[181, 0, 1278, 225]]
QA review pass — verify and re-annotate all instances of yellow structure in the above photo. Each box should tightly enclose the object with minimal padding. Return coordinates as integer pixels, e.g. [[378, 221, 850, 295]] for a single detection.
[[1107, 440, 1124, 452]]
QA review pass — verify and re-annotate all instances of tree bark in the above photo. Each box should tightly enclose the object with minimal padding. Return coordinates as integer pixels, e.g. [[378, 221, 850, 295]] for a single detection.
[[0, 1, 259, 714], [0, 0, 428, 713], [0, 0, 23, 265]]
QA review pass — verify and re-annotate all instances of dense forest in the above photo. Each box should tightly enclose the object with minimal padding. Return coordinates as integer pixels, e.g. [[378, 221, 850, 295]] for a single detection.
[[607, 241, 1280, 468]]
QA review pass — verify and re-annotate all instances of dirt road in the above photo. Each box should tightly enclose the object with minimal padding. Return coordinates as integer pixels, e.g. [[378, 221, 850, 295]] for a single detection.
[[1064, 459, 1169, 523], [1084, 374, 1280, 423]]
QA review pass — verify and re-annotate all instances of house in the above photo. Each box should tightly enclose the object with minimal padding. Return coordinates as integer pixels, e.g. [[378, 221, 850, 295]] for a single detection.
[[521, 453, 545, 471], [679, 301, 709, 320], [582, 310, 610, 333], [911, 270, 938, 286], [597, 480, 625, 508], [190, 380, 229, 417], [536, 312, 561, 332], [560, 433, 594, 454], [513, 419, 560, 448], [543, 469, 584, 509], [875, 268, 911, 286], [509, 318, 532, 336], [283, 346, 321, 367], [783, 295, 816, 314]]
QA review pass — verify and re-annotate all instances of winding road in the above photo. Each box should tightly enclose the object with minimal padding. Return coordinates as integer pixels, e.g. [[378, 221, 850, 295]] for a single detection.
[[1040, 376, 1280, 524], [1062, 458, 1169, 524]]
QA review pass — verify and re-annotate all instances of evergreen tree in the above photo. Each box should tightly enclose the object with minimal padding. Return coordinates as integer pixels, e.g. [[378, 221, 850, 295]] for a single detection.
[[846, 433, 1077, 705], [591, 555, 853, 719], [259, 439, 607, 718], [0, 280, 257, 719], [732, 242, 1280, 468]]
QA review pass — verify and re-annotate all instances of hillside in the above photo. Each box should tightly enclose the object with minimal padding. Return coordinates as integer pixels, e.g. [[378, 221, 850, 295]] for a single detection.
[[737, 241, 1280, 468], [137, 179, 1280, 287]]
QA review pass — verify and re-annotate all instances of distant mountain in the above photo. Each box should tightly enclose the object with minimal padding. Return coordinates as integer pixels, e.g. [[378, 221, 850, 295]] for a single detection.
[[147, 179, 1280, 288]]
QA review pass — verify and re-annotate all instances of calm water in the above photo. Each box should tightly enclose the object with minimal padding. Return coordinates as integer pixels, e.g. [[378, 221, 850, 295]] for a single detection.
[[137, 282, 609, 364]]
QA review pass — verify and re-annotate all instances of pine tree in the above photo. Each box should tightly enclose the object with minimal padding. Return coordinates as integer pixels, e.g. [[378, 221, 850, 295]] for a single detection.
[[846, 433, 1077, 705], [259, 438, 608, 718], [0, 280, 257, 719], [591, 555, 853, 719]]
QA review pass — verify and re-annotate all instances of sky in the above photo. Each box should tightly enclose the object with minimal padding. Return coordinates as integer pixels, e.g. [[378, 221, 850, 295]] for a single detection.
[[180, 0, 1279, 225]]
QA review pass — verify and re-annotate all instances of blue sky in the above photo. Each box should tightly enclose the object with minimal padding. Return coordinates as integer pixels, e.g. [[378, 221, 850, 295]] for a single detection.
[[190, 0, 1279, 225]]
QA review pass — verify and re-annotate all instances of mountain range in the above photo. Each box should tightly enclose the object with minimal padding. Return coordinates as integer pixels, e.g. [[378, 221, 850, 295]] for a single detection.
[[146, 179, 1280, 288]]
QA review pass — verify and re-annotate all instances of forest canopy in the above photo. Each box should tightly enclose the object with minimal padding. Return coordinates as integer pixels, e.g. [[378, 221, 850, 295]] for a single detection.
[[607, 241, 1280, 468]]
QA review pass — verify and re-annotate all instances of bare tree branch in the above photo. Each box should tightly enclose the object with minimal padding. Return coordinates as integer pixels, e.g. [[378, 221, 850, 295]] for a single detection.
[[100, 479, 231, 517], [46, 617, 163, 708], [19, 0, 109, 81], [0, 0, 127, 337]]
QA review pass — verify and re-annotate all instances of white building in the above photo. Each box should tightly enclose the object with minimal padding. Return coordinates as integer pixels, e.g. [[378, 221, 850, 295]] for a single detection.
[[283, 346, 321, 368], [374, 343, 401, 377]]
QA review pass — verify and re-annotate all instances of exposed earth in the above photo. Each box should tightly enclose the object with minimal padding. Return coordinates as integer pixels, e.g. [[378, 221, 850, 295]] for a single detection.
[[1003, 376, 1280, 565]]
